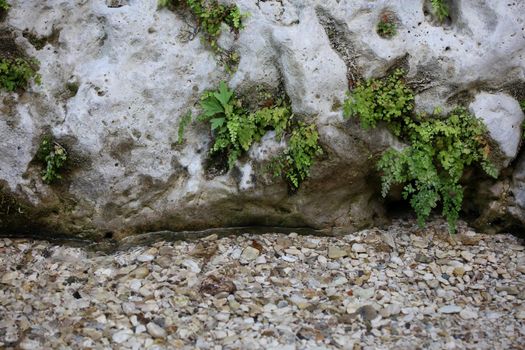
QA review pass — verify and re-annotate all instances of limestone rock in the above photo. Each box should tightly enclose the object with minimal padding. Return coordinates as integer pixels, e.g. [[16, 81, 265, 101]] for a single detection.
[[469, 92, 524, 167], [0, 0, 524, 238]]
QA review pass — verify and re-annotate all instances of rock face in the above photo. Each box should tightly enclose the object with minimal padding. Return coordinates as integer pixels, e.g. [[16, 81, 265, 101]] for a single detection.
[[0, 0, 524, 239], [469, 92, 524, 168]]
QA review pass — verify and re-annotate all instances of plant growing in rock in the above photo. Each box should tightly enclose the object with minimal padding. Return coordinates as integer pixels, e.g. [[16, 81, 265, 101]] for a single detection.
[[343, 69, 414, 136], [269, 122, 323, 189], [520, 100, 525, 113], [344, 71, 497, 233], [0, 58, 41, 92], [377, 14, 397, 38], [158, 0, 245, 71], [0, 0, 9, 12], [36, 136, 68, 184], [430, 0, 449, 23], [177, 110, 192, 144], [195, 81, 322, 189]]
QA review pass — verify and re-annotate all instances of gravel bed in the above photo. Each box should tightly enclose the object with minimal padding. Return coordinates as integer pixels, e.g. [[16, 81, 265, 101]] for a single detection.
[[1, 219, 524, 349]]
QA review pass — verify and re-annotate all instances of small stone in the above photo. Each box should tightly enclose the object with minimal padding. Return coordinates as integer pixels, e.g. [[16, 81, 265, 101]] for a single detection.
[[415, 253, 432, 264], [404, 270, 414, 278], [459, 308, 478, 320], [354, 287, 375, 299], [137, 254, 154, 262], [460, 251, 474, 262], [453, 266, 465, 277], [241, 246, 260, 261], [215, 312, 230, 322], [290, 294, 310, 310], [351, 243, 367, 253], [147, 322, 167, 338], [357, 305, 378, 321], [284, 247, 301, 255], [438, 305, 462, 314], [328, 246, 348, 259], [130, 267, 149, 278], [182, 259, 201, 273], [112, 329, 132, 343], [496, 286, 519, 295]]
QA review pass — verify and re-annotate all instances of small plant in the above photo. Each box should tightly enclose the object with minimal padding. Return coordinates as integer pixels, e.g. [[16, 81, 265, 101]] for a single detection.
[[270, 122, 323, 189], [430, 0, 449, 23], [343, 69, 414, 136], [195, 81, 322, 189], [0, 58, 41, 92], [158, 0, 245, 70], [520, 100, 525, 113], [377, 14, 397, 38], [0, 0, 9, 12], [36, 136, 67, 184], [177, 110, 192, 144], [344, 71, 497, 233]]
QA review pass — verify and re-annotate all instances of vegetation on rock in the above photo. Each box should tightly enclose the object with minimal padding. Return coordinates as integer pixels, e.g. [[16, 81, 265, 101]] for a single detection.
[[0, 0, 9, 12], [431, 0, 449, 23], [344, 70, 497, 233], [377, 14, 397, 38], [158, 0, 245, 71], [194, 81, 322, 189], [36, 136, 68, 184], [0, 58, 41, 92]]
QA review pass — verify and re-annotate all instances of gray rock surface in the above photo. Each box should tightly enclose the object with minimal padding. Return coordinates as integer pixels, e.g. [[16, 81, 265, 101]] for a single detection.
[[0, 0, 524, 238], [469, 92, 524, 168]]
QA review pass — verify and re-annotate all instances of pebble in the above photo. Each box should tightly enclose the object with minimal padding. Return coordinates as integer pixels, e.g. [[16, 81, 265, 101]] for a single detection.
[[147, 322, 167, 338], [241, 246, 260, 261], [328, 246, 347, 259], [112, 329, 133, 343], [0, 219, 523, 349], [352, 243, 367, 253], [439, 305, 462, 314]]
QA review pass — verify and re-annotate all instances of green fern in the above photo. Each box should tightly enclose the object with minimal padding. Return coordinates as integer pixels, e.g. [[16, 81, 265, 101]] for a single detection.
[[344, 71, 497, 233], [36, 136, 68, 184], [158, 0, 246, 70], [196, 81, 321, 189], [431, 0, 449, 22], [0, 0, 9, 12], [0, 58, 41, 92]]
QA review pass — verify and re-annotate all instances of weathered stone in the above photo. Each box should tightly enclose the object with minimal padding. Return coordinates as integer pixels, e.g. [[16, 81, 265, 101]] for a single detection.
[[327, 246, 347, 259], [147, 322, 167, 338], [1, 1, 523, 237], [469, 92, 524, 167]]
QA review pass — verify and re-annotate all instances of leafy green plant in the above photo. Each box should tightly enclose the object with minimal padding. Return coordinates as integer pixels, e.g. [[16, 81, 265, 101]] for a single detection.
[[36, 136, 67, 184], [377, 15, 397, 38], [270, 123, 323, 189], [158, 0, 245, 70], [520, 100, 525, 113], [0, 58, 41, 92], [431, 0, 449, 23], [0, 0, 9, 12], [195, 81, 321, 189], [344, 71, 497, 233], [178, 110, 192, 144], [343, 69, 414, 136]]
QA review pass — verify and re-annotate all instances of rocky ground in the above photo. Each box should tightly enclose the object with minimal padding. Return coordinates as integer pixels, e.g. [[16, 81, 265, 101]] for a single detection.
[[0, 219, 524, 349]]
